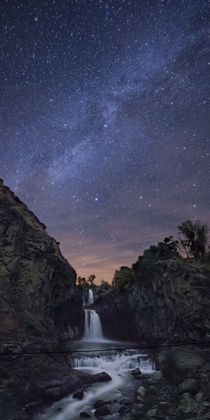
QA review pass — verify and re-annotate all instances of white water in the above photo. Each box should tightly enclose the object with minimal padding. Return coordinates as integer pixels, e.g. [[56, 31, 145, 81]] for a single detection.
[[88, 288, 94, 305], [37, 349, 156, 420], [84, 309, 104, 341], [83, 289, 104, 341], [72, 349, 156, 373]]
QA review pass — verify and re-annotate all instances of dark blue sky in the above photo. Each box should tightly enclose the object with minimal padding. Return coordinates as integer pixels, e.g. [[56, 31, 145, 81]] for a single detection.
[[1, 0, 209, 281]]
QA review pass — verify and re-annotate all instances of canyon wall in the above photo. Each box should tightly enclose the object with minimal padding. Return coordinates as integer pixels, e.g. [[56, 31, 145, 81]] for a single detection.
[[94, 254, 210, 344], [0, 178, 84, 354], [0, 179, 87, 419]]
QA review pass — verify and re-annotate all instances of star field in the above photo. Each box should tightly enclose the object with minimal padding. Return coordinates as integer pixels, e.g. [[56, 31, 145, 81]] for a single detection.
[[0, 0, 209, 281]]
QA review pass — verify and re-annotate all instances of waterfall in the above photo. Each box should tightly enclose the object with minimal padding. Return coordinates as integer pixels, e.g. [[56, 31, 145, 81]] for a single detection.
[[88, 288, 94, 305], [72, 350, 156, 372], [84, 309, 104, 340], [83, 288, 104, 341]]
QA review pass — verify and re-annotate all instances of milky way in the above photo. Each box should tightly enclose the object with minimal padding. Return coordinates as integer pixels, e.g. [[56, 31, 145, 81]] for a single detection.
[[0, 0, 209, 281]]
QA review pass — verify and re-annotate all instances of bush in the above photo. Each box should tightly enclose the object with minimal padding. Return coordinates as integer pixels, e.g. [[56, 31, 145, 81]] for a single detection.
[[112, 266, 134, 289]]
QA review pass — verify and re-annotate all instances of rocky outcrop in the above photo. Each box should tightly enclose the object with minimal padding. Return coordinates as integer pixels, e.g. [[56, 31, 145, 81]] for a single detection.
[[0, 354, 114, 419], [129, 345, 210, 420], [94, 254, 210, 344], [0, 178, 84, 353], [0, 179, 87, 418]]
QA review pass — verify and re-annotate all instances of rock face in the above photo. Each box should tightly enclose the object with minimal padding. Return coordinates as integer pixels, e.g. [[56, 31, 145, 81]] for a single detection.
[[94, 254, 210, 344], [0, 178, 84, 353], [130, 345, 210, 420], [0, 179, 87, 418]]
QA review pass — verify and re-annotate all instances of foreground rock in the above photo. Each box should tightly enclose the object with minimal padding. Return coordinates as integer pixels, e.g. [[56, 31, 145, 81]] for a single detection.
[[1, 354, 116, 419], [128, 345, 210, 420], [95, 406, 111, 418], [73, 390, 84, 400], [92, 372, 112, 382]]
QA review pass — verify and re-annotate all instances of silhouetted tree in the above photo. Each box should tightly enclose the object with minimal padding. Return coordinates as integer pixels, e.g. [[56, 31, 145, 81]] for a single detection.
[[77, 276, 87, 287], [100, 279, 111, 290], [87, 274, 96, 286], [178, 220, 208, 258]]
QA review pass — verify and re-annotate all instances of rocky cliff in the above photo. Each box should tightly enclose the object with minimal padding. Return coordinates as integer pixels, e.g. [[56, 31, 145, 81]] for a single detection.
[[0, 179, 88, 418], [0, 178, 84, 353], [94, 252, 210, 344]]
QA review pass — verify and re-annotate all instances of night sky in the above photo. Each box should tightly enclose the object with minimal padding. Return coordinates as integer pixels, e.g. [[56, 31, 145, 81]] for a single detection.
[[0, 0, 209, 282]]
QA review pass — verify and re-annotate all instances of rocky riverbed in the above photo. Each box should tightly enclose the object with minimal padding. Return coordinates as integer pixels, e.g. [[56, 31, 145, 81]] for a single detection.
[[30, 344, 210, 420], [130, 345, 210, 420]]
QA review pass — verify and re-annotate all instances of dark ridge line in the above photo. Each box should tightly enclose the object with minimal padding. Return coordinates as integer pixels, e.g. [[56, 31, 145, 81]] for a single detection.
[[1, 341, 210, 356]]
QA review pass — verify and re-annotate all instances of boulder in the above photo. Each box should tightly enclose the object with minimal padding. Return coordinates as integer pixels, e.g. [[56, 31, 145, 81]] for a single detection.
[[178, 392, 195, 414], [118, 405, 129, 413], [148, 371, 162, 384], [95, 406, 110, 417], [73, 390, 84, 400], [131, 368, 142, 376], [92, 372, 112, 382], [137, 385, 145, 399], [147, 408, 157, 417], [55, 407, 63, 413], [178, 378, 198, 394], [80, 412, 91, 418], [93, 400, 106, 409]]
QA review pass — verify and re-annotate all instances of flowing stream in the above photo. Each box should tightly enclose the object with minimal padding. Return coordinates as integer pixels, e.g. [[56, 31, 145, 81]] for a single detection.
[[36, 289, 156, 419]]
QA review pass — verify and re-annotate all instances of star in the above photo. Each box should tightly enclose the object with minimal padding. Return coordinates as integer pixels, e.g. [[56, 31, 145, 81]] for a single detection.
[[0, 0, 209, 282]]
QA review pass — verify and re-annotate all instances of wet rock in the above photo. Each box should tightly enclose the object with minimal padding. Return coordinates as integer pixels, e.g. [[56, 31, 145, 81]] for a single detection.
[[55, 407, 63, 413], [73, 390, 84, 400], [147, 408, 157, 418], [119, 398, 130, 406], [118, 405, 129, 414], [95, 406, 111, 417], [131, 368, 142, 376], [111, 401, 120, 413], [92, 372, 112, 382], [195, 391, 203, 401], [80, 412, 91, 418], [171, 348, 203, 372], [93, 400, 106, 409], [136, 385, 145, 399], [148, 384, 157, 394], [178, 392, 195, 414], [148, 371, 162, 384], [201, 401, 210, 408], [178, 378, 198, 394]]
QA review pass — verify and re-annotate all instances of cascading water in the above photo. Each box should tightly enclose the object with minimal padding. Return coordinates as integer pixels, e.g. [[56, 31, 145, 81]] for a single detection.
[[83, 289, 104, 341], [87, 288, 94, 304], [72, 349, 156, 373], [37, 349, 156, 420], [84, 310, 104, 340]]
